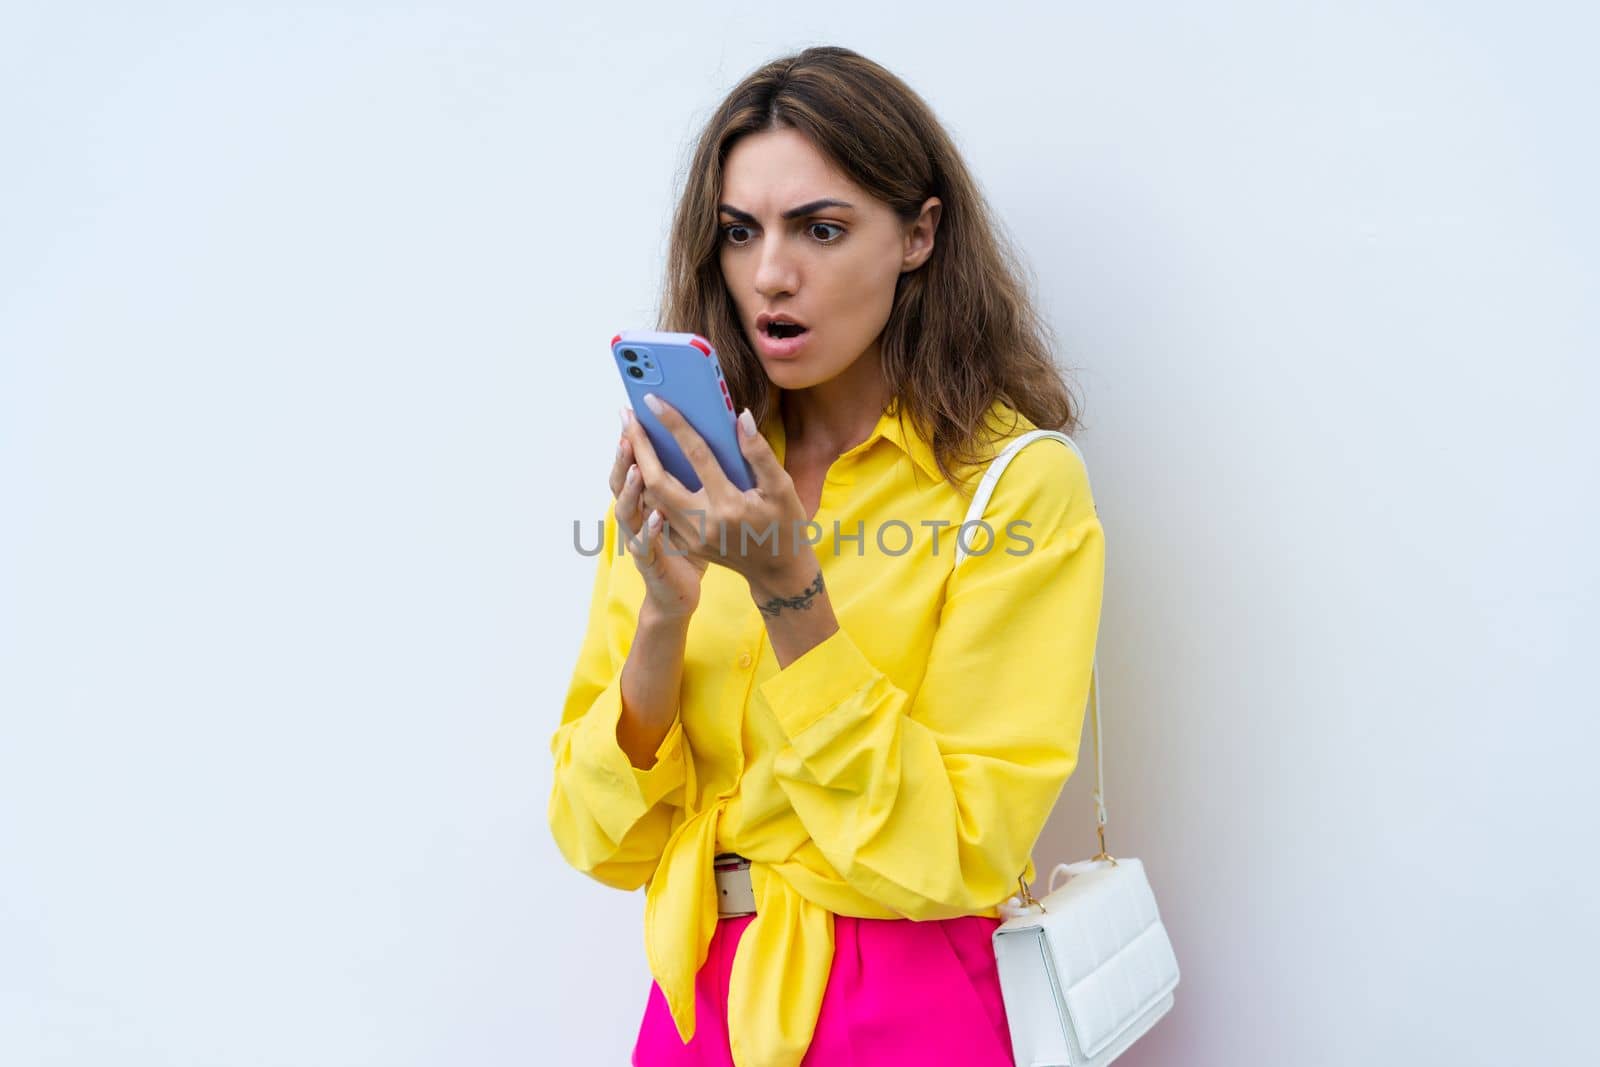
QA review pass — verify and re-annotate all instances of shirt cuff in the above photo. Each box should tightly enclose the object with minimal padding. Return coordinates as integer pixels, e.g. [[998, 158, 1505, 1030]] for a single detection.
[[757, 625, 882, 737], [569, 680, 687, 839]]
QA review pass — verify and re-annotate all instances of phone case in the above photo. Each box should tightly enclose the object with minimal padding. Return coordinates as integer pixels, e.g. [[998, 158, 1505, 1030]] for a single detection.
[[612, 330, 757, 493]]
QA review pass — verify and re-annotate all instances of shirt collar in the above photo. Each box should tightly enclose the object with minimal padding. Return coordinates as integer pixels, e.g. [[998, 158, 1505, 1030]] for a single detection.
[[874, 397, 944, 481], [760, 395, 944, 482]]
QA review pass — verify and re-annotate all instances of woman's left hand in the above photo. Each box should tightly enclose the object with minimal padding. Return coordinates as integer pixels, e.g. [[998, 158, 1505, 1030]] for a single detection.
[[621, 394, 817, 592]]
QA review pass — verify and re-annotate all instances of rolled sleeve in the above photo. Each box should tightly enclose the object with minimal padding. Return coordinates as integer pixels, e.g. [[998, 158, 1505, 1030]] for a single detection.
[[567, 679, 688, 839], [756, 626, 882, 737], [547, 505, 689, 890], [752, 439, 1104, 919]]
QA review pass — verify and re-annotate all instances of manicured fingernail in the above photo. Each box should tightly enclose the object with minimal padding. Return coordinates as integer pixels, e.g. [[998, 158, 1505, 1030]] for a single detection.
[[642, 393, 664, 415], [738, 408, 756, 438], [619, 407, 629, 429], [625, 465, 637, 486], [647, 509, 662, 530]]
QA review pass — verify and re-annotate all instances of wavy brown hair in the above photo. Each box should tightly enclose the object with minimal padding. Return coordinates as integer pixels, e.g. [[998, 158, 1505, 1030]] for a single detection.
[[658, 45, 1082, 495]]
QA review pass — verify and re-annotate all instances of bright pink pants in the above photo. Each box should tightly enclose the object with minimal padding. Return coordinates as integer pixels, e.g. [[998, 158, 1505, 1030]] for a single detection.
[[631, 912, 1016, 1066]]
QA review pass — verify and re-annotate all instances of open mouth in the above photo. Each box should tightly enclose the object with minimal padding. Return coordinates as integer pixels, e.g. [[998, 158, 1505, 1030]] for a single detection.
[[758, 313, 809, 341]]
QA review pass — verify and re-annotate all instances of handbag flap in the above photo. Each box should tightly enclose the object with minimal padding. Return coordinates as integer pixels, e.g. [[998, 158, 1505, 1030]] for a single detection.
[[1004, 857, 1180, 1060]]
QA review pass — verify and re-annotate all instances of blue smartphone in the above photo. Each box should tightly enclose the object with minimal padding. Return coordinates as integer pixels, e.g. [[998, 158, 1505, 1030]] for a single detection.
[[612, 330, 757, 492]]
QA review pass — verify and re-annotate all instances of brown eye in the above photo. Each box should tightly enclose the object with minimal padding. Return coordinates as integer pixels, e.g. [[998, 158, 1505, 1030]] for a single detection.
[[809, 223, 844, 243]]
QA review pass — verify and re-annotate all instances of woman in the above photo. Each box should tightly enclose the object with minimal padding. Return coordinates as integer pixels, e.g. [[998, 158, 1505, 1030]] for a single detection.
[[548, 46, 1104, 1067]]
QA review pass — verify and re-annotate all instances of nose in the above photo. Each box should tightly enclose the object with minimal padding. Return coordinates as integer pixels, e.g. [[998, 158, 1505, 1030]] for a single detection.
[[752, 235, 798, 300]]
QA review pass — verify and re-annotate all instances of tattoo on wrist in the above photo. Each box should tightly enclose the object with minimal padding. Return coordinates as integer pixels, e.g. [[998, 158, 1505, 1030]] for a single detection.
[[756, 570, 824, 618]]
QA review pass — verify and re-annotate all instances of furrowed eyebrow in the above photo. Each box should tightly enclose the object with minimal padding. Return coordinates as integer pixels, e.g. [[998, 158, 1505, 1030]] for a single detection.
[[717, 198, 855, 224]]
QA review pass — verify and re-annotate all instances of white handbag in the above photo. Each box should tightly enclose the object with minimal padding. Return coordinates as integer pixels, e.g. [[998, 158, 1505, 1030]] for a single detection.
[[955, 430, 1181, 1067]]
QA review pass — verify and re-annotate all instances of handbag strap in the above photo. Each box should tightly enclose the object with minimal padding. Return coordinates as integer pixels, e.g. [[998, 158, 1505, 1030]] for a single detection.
[[953, 430, 1113, 903]]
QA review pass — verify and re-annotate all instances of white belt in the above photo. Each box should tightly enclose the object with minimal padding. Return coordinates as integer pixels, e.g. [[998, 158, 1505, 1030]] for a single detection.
[[714, 853, 756, 917]]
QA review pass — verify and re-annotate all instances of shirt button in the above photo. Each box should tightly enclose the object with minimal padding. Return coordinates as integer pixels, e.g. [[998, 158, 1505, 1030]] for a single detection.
[[737, 652, 753, 669]]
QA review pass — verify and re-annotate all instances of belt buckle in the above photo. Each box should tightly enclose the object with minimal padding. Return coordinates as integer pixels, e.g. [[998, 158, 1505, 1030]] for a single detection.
[[714, 852, 756, 918]]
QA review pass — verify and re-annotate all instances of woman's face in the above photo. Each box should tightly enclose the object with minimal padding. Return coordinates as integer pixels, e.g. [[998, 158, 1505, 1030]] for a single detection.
[[717, 126, 939, 389]]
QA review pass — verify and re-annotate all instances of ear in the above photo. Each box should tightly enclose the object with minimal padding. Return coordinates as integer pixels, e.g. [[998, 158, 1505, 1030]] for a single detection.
[[900, 196, 942, 273]]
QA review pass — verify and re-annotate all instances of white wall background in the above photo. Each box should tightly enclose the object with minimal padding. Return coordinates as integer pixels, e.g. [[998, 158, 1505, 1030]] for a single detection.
[[3, 2, 1595, 1065]]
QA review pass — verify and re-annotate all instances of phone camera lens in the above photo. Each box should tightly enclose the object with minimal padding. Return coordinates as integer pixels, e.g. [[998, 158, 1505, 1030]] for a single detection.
[[627, 366, 643, 379], [621, 349, 639, 362]]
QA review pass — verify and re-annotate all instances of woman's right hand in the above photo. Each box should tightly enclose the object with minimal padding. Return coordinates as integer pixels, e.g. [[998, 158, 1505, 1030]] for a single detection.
[[612, 408, 708, 621]]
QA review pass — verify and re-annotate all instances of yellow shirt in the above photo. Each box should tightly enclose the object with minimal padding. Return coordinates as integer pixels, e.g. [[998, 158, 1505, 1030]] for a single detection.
[[548, 396, 1104, 1067]]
